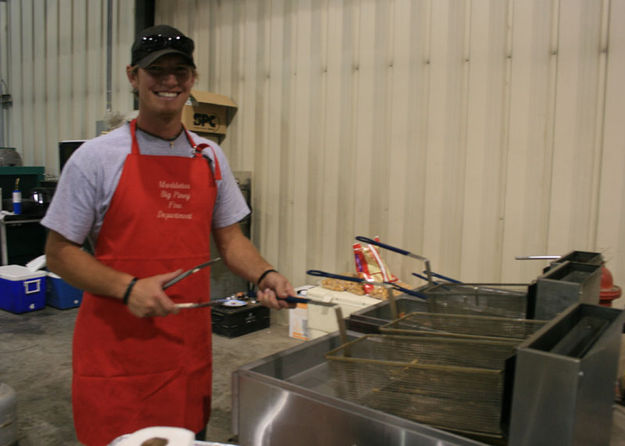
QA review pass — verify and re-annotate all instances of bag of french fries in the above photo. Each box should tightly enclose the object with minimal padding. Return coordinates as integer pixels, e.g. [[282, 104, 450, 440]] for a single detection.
[[353, 236, 398, 295]]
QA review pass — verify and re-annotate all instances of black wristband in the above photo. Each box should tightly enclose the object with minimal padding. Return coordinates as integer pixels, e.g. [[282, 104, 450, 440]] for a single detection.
[[257, 269, 277, 286], [123, 277, 139, 305]]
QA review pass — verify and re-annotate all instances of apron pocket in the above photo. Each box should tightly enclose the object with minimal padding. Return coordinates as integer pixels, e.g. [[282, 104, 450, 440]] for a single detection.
[[73, 369, 187, 445]]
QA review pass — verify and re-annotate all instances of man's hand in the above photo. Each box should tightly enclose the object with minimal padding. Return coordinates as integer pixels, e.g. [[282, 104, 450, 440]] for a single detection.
[[256, 270, 297, 310], [125, 269, 183, 318], [212, 223, 298, 311]]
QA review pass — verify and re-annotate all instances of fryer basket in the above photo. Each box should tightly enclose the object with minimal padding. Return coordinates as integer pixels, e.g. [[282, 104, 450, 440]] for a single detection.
[[418, 283, 528, 318], [325, 335, 516, 436], [380, 312, 546, 341]]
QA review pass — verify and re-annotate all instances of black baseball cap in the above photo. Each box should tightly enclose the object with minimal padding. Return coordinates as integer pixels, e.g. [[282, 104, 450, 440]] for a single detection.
[[131, 25, 196, 68]]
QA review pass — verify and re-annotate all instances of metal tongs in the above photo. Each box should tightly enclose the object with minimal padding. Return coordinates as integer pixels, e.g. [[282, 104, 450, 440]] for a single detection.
[[176, 293, 337, 310], [176, 297, 246, 309], [163, 257, 222, 290], [168, 259, 335, 309], [163, 257, 228, 309]]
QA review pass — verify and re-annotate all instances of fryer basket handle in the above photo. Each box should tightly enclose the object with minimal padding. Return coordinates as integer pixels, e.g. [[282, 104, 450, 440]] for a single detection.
[[306, 269, 428, 300], [355, 236, 410, 256], [306, 269, 363, 284], [355, 236, 433, 285]]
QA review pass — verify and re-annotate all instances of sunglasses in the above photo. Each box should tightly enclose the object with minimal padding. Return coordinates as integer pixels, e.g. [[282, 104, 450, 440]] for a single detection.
[[134, 33, 194, 58]]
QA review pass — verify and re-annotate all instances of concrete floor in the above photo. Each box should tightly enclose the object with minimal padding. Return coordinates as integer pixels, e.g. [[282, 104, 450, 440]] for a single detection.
[[0, 305, 302, 446]]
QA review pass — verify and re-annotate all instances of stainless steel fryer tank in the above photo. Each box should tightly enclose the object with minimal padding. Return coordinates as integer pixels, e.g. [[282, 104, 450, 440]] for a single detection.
[[233, 303, 625, 446], [528, 260, 602, 320], [233, 331, 489, 446], [509, 303, 625, 446]]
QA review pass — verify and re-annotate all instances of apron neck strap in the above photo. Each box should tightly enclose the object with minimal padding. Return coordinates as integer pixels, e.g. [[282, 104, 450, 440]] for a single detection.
[[130, 119, 140, 155], [130, 119, 200, 157], [196, 143, 223, 180], [182, 126, 203, 158]]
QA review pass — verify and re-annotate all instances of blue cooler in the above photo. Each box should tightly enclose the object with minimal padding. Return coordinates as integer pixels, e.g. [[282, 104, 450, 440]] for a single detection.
[[46, 272, 82, 309], [0, 265, 46, 314]]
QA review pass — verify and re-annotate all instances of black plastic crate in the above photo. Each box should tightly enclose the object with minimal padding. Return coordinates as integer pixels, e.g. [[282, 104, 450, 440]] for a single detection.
[[212, 301, 270, 338]]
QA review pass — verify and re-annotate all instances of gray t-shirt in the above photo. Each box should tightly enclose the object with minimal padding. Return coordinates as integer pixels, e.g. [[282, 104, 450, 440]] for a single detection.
[[41, 122, 250, 247]]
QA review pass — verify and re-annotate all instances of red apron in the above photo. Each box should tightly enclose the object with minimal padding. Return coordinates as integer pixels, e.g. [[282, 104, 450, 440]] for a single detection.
[[72, 120, 220, 446]]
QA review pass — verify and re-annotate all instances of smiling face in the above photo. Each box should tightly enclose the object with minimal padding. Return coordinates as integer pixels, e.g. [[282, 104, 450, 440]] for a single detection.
[[127, 54, 196, 123]]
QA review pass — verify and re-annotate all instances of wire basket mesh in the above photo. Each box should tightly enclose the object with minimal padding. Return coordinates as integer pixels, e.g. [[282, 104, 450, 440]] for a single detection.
[[325, 335, 516, 436], [418, 283, 528, 318], [380, 312, 546, 341]]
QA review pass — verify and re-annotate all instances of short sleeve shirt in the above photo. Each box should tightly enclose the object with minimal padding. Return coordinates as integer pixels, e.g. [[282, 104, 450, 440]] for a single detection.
[[41, 122, 250, 246]]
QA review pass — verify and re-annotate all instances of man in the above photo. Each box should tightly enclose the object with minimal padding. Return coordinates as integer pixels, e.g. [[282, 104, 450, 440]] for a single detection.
[[42, 25, 295, 446]]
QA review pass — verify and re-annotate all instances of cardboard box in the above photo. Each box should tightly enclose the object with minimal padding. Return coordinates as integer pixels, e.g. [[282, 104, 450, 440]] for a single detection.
[[288, 303, 310, 340], [182, 90, 237, 143], [288, 285, 317, 340], [306, 287, 380, 335], [0, 265, 46, 313], [288, 287, 381, 340]]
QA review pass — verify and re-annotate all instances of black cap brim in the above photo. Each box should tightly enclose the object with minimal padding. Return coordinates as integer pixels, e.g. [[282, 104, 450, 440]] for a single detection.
[[136, 48, 196, 68]]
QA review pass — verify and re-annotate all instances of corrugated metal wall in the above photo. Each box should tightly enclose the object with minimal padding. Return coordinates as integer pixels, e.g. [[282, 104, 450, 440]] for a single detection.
[[1, 0, 624, 294], [0, 0, 135, 172], [156, 0, 625, 291]]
